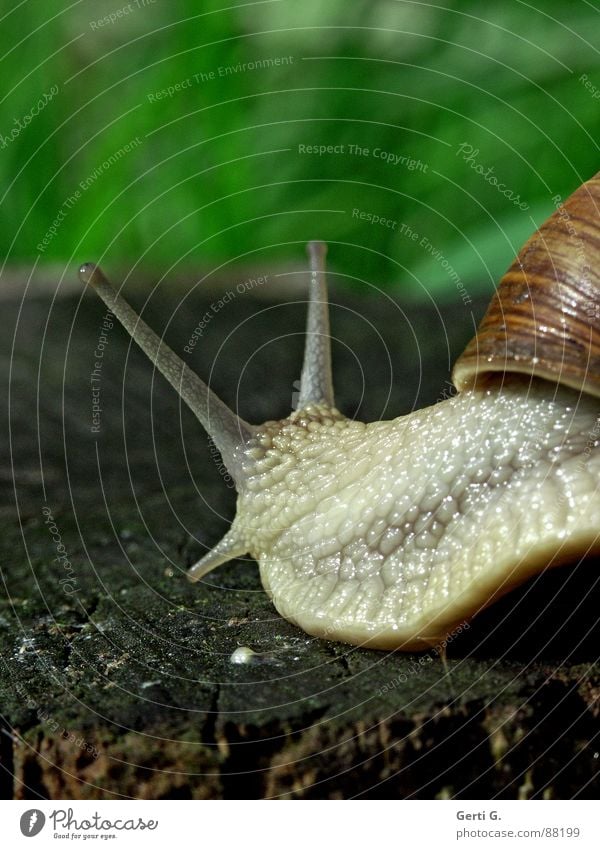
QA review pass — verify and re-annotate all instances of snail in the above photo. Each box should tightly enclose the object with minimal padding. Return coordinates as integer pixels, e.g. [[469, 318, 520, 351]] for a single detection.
[[79, 172, 600, 651]]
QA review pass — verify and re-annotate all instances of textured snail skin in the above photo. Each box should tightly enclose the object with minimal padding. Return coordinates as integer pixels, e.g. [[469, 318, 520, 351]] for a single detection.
[[223, 378, 600, 650], [79, 174, 600, 651]]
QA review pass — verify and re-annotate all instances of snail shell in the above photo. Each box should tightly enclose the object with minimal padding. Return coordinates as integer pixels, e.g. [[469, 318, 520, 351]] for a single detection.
[[453, 172, 600, 397], [80, 173, 600, 651]]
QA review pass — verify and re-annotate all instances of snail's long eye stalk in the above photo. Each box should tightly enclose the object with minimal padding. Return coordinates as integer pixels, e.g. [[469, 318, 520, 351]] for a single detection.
[[297, 240, 335, 409], [79, 263, 254, 482]]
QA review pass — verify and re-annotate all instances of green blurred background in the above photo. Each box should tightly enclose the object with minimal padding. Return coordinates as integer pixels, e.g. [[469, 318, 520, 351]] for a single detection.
[[3, 0, 600, 301]]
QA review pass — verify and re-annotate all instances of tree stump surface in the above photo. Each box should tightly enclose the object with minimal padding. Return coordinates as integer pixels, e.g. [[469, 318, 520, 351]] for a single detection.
[[1, 283, 599, 799]]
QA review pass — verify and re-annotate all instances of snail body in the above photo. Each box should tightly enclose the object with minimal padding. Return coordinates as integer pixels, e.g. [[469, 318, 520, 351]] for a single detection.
[[80, 173, 600, 650], [237, 385, 599, 650]]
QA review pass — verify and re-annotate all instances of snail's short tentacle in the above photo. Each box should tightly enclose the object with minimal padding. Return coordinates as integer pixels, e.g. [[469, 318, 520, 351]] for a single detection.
[[187, 527, 248, 582], [79, 263, 255, 482], [296, 241, 335, 409]]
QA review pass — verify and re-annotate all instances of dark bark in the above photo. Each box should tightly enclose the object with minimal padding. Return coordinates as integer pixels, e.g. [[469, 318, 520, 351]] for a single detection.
[[1, 286, 598, 799]]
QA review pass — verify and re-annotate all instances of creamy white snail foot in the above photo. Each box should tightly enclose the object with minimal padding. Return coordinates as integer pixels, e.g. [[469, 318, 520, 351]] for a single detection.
[[240, 382, 600, 649], [79, 172, 600, 651]]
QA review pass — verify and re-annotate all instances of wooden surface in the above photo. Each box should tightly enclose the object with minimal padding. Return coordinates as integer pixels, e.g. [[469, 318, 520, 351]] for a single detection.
[[1, 282, 599, 799]]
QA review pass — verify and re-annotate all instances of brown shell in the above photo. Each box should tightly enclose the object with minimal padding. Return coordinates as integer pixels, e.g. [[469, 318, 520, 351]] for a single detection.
[[453, 171, 600, 398]]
